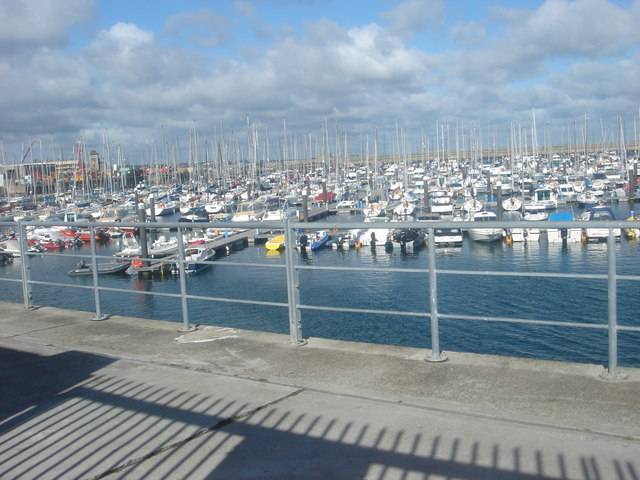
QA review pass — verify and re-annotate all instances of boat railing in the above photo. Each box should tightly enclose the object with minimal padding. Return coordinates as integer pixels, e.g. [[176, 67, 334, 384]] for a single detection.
[[1, 216, 639, 377]]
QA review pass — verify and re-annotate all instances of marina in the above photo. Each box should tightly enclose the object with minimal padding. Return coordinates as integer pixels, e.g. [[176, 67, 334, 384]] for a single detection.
[[1, 144, 640, 370], [1, 200, 639, 370], [3, 3, 640, 477]]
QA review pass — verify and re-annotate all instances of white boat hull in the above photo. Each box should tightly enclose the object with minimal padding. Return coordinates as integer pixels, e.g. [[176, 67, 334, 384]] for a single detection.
[[468, 229, 503, 243]]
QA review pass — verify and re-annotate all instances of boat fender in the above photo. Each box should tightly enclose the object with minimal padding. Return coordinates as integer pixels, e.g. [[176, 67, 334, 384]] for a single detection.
[[581, 232, 588, 243], [132, 259, 143, 268], [505, 234, 513, 246], [384, 240, 394, 252]]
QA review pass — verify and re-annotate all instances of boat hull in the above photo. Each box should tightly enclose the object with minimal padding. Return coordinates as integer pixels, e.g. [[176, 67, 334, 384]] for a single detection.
[[68, 261, 131, 275]]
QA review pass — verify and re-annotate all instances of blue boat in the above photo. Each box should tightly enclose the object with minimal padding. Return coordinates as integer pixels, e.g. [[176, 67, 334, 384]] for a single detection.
[[580, 205, 621, 242], [181, 245, 217, 274], [178, 206, 209, 223], [310, 231, 331, 250], [298, 230, 331, 250]]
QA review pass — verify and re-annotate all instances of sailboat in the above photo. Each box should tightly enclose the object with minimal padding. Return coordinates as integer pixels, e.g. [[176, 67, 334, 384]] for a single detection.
[[502, 197, 522, 211]]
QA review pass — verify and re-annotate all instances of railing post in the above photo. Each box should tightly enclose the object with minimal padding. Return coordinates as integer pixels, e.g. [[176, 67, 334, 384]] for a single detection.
[[284, 219, 305, 345], [176, 226, 196, 332], [426, 227, 447, 362], [89, 224, 107, 320], [18, 221, 34, 310], [605, 227, 618, 376]]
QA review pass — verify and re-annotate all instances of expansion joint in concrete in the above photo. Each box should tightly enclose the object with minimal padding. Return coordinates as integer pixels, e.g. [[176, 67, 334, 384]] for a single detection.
[[87, 387, 305, 479]]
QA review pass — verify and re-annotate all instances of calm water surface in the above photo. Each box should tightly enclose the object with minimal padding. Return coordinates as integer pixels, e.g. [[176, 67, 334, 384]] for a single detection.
[[1, 203, 639, 367]]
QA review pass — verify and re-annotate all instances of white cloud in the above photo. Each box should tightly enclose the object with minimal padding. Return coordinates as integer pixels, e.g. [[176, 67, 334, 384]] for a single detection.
[[506, 0, 640, 58], [0, 0, 638, 160], [0, 0, 95, 51]]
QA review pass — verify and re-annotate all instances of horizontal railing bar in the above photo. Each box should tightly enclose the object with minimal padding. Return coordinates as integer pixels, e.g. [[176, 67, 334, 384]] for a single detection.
[[437, 313, 609, 329], [439, 313, 640, 332], [615, 275, 640, 281], [296, 265, 429, 274], [618, 325, 640, 332], [299, 303, 430, 317], [0, 278, 22, 284], [297, 303, 640, 331], [28, 279, 91, 289], [182, 293, 288, 308], [435, 269, 608, 280], [21, 247, 640, 282], [25, 280, 184, 298], [296, 264, 639, 281]]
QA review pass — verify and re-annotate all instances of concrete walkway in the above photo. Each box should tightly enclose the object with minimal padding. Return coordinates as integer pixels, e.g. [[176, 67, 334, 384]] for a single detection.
[[0, 301, 638, 480]]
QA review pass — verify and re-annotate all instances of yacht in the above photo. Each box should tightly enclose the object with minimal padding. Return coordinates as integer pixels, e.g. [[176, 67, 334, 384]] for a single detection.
[[232, 200, 267, 222], [533, 187, 558, 210], [580, 206, 621, 242], [467, 211, 503, 243]]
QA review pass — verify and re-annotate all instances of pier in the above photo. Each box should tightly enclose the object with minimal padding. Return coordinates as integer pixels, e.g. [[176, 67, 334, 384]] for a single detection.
[[1, 301, 638, 479], [2, 210, 640, 478]]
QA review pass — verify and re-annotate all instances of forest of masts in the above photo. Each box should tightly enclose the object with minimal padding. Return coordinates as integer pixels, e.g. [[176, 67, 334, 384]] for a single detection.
[[4, 114, 639, 197]]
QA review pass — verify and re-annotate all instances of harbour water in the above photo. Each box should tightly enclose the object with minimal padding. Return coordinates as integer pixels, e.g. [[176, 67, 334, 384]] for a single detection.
[[1, 202, 639, 368]]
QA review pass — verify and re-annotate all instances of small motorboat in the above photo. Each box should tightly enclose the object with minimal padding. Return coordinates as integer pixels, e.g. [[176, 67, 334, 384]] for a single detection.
[[297, 230, 331, 251], [468, 211, 503, 243], [68, 260, 131, 276], [265, 235, 286, 251], [178, 206, 209, 223], [580, 205, 621, 242], [181, 246, 217, 274], [433, 228, 463, 247], [624, 214, 640, 240]]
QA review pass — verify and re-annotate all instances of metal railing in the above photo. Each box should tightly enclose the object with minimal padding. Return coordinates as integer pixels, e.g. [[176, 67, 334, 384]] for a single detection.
[[1, 216, 639, 376]]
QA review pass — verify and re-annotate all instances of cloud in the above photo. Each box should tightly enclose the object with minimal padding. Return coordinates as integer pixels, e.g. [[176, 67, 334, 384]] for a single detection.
[[235, 1, 280, 41], [267, 21, 428, 93], [450, 21, 486, 47], [0, 0, 95, 52], [505, 0, 640, 58], [164, 9, 230, 49], [0, 0, 638, 160], [381, 0, 445, 37], [434, 0, 640, 88]]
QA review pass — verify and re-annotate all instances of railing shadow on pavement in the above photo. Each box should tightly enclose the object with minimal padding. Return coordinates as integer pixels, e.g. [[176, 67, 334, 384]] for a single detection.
[[0, 345, 637, 480]]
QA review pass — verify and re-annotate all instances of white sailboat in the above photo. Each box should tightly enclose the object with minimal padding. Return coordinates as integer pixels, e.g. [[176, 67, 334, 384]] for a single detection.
[[502, 197, 522, 212]]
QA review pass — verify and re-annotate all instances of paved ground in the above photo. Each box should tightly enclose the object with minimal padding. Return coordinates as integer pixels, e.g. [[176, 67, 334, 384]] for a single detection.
[[0, 301, 638, 480]]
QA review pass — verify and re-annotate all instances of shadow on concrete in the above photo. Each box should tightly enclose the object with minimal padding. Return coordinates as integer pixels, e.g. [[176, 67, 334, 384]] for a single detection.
[[0, 345, 637, 480], [0, 346, 116, 435]]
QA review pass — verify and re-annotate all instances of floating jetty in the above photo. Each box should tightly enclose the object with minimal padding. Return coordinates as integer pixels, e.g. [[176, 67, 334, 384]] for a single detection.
[[131, 229, 253, 276]]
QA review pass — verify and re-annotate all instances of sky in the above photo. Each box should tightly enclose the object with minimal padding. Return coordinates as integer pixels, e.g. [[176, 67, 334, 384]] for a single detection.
[[1, 0, 639, 164]]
